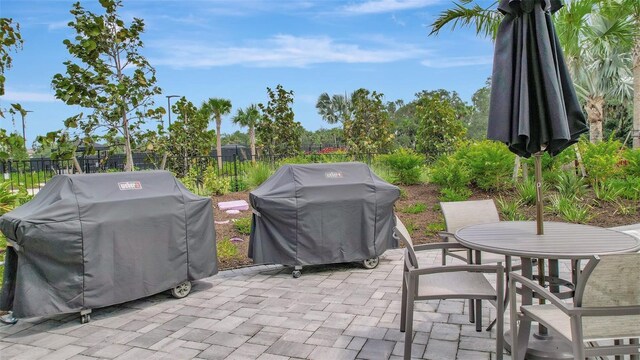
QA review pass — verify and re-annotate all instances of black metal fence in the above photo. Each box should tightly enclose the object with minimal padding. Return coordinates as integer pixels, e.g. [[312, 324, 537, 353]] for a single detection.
[[0, 150, 377, 193]]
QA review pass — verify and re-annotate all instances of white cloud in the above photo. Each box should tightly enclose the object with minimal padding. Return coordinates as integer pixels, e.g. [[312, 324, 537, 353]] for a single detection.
[[342, 0, 440, 14], [421, 55, 493, 68], [2, 90, 57, 103], [150, 35, 427, 68], [47, 20, 68, 31]]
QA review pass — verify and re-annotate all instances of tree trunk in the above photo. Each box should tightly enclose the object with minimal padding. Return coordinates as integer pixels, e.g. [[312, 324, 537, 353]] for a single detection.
[[585, 96, 605, 143], [249, 125, 256, 164], [73, 156, 84, 174], [122, 111, 134, 171], [160, 152, 167, 170], [216, 117, 223, 170], [633, 39, 640, 148]]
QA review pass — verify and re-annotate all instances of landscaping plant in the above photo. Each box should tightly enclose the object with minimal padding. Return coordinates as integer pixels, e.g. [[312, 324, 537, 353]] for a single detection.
[[233, 217, 252, 235], [379, 148, 424, 185]]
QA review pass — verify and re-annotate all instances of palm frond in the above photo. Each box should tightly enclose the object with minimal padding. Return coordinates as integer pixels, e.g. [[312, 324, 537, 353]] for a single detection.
[[429, 1, 501, 40]]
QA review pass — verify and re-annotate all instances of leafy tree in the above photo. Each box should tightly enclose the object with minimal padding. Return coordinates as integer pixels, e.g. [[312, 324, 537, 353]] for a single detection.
[[387, 99, 419, 149], [231, 104, 260, 163], [300, 127, 344, 149], [465, 78, 491, 139], [0, 130, 27, 160], [257, 85, 302, 157], [344, 88, 393, 154], [35, 130, 84, 173], [221, 131, 249, 146], [201, 98, 232, 169], [0, 18, 22, 99], [167, 97, 215, 175], [415, 91, 467, 159], [51, 0, 164, 172]]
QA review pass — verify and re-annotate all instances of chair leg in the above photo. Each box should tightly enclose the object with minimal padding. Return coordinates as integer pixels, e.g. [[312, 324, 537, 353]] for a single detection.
[[475, 299, 482, 332], [400, 274, 407, 332], [442, 249, 447, 266], [515, 316, 531, 360], [404, 287, 415, 360], [496, 301, 504, 360]]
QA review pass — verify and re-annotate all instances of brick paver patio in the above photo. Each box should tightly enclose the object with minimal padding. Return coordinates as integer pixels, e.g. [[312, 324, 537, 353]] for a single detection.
[[0, 249, 511, 360]]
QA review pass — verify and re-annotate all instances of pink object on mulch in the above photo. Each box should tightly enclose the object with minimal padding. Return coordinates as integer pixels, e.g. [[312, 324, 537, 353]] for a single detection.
[[218, 200, 249, 211], [230, 237, 244, 243], [214, 220, 230, 225], [226, 209, 240, 215]]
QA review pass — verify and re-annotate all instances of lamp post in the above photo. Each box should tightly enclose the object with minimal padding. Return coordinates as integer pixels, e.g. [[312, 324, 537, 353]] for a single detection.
[[165, 95, 180, 128], [21, 110, 33, 151]]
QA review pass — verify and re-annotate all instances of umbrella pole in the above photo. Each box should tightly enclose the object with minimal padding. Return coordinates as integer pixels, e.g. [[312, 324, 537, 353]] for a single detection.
[[534, 152, 548, 336], [534, 152, 544, 235]]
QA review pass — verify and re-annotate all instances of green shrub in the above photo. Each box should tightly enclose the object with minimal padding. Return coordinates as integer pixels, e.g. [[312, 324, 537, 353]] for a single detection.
[[462, 141, 515, 191], [426, 221, 445, 235], [429, 156, 471, 189], [234, 217, 252, 235], [554, 172, 587, 199], [217, 238, 239, 260], [279, 155, 311, 165], [516, 179, 539, 206], [614, 200, 636, 216], [399, 188, 408, 200], [370, 163, 397, 184], [593, 180, 622, 203], [495, 197, 527, 221], [400, 202, 427, 214], [379, 148, 424, 185], [579, 139, 623, 183], [403, 219, 417, 235], [246, 163, 273, 189], [202, 165, 231, 196], [438, 187, 472, 202], [547, 195, 591, 223], [606, 177, 640, 201], [179, 166, 202, 195], [622, 148, 640, 177]]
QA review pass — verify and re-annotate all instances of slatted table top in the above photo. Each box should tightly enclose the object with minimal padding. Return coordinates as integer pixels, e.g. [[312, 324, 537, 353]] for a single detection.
[[455, 221, 640, 259]]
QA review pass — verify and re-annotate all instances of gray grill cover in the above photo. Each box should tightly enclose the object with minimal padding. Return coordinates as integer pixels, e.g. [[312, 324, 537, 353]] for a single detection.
[[0, 171, 217, 318], [249, 162, 400, 266]]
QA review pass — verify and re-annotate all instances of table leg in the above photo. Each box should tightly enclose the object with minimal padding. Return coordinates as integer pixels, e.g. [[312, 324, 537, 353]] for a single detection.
[[475, 250, 482, 332]]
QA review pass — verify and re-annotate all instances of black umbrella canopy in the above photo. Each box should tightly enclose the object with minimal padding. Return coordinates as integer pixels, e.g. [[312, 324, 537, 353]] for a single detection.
[[487, 0, 588, 158]]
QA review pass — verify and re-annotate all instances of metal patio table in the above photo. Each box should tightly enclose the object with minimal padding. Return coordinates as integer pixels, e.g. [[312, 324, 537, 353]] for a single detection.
[[455, 221, 640, 360]]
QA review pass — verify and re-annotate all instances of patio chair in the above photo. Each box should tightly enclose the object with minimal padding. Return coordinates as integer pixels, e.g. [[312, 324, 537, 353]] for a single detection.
[[439, 199, 519, 329], [509, 253, 640, 360], [395, 217, 504, 360]]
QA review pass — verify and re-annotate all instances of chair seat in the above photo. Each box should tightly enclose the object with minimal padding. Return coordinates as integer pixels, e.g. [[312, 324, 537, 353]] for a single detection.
[[418, 271, 496, 299], [521, 304, 572, 342]]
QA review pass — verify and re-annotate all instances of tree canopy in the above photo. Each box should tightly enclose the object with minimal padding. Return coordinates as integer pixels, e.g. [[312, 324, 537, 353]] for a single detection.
[[51, 0, 164, 171]]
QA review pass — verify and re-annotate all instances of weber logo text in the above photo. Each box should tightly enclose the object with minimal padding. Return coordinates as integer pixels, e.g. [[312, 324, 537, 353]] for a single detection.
[[118, 181, 142, 190], [324, 171, 343, 179]]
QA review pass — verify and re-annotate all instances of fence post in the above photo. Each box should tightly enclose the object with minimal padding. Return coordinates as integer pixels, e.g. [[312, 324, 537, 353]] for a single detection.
[[367, 152, 372, 166], [233, 154, 238, 192]]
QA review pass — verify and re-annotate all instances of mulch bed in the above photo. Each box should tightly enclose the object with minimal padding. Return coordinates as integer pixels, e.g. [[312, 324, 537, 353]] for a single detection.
[[211, 184, 638, 271]]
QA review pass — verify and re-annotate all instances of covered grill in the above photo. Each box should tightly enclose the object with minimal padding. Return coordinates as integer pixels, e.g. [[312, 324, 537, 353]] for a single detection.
[[248, 162, 400, 277], [0, 171, 217, 322]]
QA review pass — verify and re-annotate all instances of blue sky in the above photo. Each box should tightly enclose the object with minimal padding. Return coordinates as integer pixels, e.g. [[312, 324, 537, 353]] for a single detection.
[[1, 0, 495, 147]]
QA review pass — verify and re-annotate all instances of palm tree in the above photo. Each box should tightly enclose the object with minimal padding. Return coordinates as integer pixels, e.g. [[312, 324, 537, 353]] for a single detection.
[[556, 3, 634, 142], [316, 92, 352, 124], [201, 98, 232, 170], [429, 0, 501, 40], [232, 104, 260, 163], [430, 0, 635, 144]]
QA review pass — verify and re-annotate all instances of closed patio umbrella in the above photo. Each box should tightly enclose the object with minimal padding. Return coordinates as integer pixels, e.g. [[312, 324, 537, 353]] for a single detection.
[[487, 0, 588, 235], [487, 0, 589, 355]]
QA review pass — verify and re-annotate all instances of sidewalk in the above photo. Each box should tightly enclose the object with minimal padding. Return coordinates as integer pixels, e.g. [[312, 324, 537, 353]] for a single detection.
[[0, 249, 507, 360]]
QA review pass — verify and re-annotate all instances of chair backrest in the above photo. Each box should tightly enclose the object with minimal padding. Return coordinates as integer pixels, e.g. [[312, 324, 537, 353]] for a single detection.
[[575, 253, 640, 339], [394, 216, 418, 268], [440, 200, 500, 241]]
